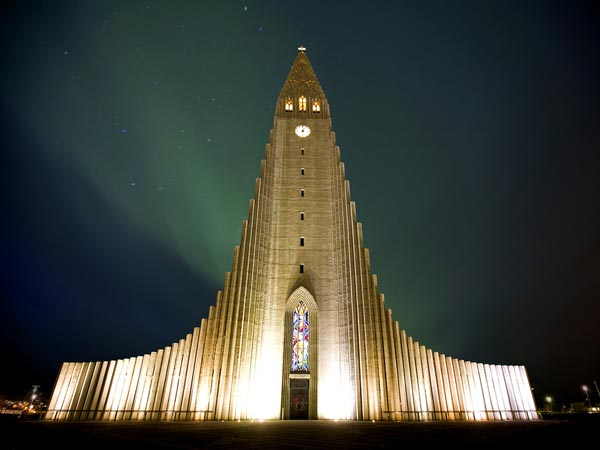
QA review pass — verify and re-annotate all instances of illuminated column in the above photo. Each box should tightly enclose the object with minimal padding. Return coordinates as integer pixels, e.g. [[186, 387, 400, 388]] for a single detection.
[[55, 362, 74, 420], [335, 161, 355, 421], [394, 325, 408, 420], [197, 305, 218, 420], [229, 203, 259, 420], [53, 362, 73, 420], [445, 357, 460, 419], [215, 241, 241, 420], [173, 334, 193, 419], [483, 364, 500, 420], [490, 365, 508, 420], [343, 181, 362, 420], [180, 328, 200, 419], [226, 234, 247, 419], [133, 354, 151, 420], [207, 288, 227, 420], [447, 356, 460, 420], [383, 310, 400, 421], [66, 362, 83, 420], [462, 361, 476, 420], [167, 340, 186, 420], [351, 208, 371, 420], [110, 358, 126, 420], [433, 352, 448, 420], [473, 362, 487, 420], [96, 360, 115, 419], [57, 363, 81, 419], [157, 346, 175, 420], [413, 342, 426, 420], [508, 365, 525, 419], [512, 365, 526, 419], [190, 319, 208, 420], [469, 362, 485, 420], [504, 365, 519, 420], [500, 365, 515, 419], [421, 346, 433, 420], [406, 338, 420, 419], [104, 359, 123, 420], [230, 199, 264, 421], [511, 365, 527, 419], [346, 202, 361, 419], [446, 356, 468, 420], [475, 363, 494, 420], [457, 359, 475, 420], [123, 356, 144, 420], [150, 349, 166, 419], [518, 366, 537, 419], [501, 365, 517, 419], [86, 361, 107, 420], [426, 349, 440, 420], [369, 279, 386, 420], [46, 362, 68, 419], [114, 357, 133, 420], [73, 362, 95, 420]]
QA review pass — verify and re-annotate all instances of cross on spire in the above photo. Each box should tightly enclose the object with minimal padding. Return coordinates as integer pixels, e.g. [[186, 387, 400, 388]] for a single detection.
[[298, 45, 306, 52]]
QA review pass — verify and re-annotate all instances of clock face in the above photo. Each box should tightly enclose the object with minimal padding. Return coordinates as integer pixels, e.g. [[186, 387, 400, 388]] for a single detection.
[[295, 125, 311, 137]]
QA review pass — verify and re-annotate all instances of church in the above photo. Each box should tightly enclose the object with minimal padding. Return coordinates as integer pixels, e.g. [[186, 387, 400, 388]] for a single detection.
[[45, 48, 538, 421]]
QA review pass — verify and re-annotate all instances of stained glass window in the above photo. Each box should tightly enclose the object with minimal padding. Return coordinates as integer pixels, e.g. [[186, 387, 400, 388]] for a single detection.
[[291, 301, 309, 371], [285, 98, 293, 111]]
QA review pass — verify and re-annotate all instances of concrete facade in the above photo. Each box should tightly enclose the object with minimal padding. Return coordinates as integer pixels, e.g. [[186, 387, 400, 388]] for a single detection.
[[45, 49, 538, 421]]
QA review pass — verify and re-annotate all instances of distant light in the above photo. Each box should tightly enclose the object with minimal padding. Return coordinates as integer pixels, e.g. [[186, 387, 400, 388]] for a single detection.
[[545, 396, 552, 403], [582, 385, 589, 392]]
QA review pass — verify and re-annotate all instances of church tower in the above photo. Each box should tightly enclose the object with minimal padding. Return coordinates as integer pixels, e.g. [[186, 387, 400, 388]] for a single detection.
[[45, 48, 538, 421]]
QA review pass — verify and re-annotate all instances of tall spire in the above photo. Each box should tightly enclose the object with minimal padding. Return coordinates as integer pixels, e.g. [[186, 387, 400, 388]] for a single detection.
[[279, 46, 326, 99]]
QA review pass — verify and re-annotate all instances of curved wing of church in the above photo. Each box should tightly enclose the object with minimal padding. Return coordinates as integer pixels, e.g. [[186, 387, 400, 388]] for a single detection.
[[45, 49, 538, 421]]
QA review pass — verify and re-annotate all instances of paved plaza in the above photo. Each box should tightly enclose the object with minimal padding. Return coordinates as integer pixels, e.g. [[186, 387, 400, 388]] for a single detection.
[[1, 417, 597, 449]]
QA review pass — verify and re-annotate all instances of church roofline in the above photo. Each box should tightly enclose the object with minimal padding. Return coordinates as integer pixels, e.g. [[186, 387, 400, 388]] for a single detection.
[[278, 46, 326, 101]]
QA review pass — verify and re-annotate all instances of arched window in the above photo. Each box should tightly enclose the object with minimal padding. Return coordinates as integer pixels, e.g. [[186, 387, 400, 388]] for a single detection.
[[291, 301, 309, 371], [312, 100, 321, 113], [298, 96, 307, 112], [285, 98, 293, 112]]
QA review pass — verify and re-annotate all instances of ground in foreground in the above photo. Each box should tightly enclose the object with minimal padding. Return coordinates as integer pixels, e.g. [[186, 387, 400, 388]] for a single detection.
[[1, 417, 597, 449]]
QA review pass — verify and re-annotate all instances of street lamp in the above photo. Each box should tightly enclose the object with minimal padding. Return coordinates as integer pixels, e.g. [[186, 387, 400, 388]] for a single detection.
[[582, 385, 592, 409], [544, 396, 553, 412]]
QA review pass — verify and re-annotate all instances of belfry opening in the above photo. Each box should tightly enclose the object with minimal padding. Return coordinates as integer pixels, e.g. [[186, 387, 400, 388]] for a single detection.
[[44, 48, 538, 421]]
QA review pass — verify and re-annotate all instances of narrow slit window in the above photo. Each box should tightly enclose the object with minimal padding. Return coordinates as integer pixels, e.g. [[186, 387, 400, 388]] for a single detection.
[[301, 168, 305, 176], [300, 264, 304, 274], [300, 237, 305, 247], [300, 189, 305, 197], [300, 212, 305, 221], [285, 98, 294, 112], [299, 96, 307, 112], [312, 100, 321, 113], [301, 148, 305, 155]]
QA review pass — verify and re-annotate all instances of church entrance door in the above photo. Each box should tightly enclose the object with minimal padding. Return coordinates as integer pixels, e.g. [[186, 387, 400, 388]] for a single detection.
[[289, 378, 309, 419]]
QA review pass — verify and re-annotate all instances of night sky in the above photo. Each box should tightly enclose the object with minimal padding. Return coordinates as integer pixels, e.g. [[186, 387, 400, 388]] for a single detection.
[[1, 1, 599, 410]]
